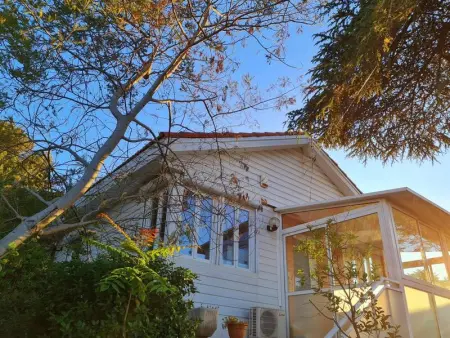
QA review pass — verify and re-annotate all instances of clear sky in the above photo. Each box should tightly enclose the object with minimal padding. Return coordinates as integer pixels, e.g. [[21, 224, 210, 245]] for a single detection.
[[230, 24, 450, 210]]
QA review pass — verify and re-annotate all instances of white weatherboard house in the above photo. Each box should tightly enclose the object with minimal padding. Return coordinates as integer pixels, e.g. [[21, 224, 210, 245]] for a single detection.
[[81, 132, 450, 338]]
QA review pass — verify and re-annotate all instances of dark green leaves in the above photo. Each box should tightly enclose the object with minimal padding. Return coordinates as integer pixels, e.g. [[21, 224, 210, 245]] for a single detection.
[[0, 241, 198, 337], [288, 0, 450, 162]]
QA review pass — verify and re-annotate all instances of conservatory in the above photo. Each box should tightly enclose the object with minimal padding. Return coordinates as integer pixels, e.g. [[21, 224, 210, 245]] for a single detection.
[[279, 188, 450, 338]]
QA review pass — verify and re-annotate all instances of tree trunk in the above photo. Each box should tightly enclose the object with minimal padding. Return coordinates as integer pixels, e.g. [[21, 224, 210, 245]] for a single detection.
[[0, 119, 130, 257]]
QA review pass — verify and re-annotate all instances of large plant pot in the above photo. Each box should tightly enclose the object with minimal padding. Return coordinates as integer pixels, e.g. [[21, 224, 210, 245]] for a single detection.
[[189, 307, 219, 338], [227, 323, 248, 338]]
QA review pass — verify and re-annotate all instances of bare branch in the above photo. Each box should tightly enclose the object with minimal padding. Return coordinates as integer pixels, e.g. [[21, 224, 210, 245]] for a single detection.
[[1, 194, 25, 221], [23, 187, 51, 206], [41, 220, 99, 236]]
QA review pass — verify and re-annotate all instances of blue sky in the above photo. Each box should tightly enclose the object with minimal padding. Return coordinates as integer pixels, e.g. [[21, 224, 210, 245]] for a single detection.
[[230, 24, 450, 210]]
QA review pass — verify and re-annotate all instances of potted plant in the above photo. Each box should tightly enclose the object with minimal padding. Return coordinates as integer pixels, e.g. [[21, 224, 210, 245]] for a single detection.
[[222, 316, 248, 338]]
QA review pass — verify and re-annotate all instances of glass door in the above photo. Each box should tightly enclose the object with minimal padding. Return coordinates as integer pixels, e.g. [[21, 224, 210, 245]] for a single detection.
[[283, 204, 386, 338]]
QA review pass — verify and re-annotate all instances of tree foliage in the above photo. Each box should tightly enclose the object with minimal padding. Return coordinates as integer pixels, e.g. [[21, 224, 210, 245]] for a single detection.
[[287, 0, 450, 162], [0, 121, 49, 189], [0, 121, 54, 239], [0, 238, 197, 338], [0, 0, 314, 255]]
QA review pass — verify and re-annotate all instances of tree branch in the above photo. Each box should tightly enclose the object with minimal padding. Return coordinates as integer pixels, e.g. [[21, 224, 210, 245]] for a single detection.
[[1, 194, 25, 221]]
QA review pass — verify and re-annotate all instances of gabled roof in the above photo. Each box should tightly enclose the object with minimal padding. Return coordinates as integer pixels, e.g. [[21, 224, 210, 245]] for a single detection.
[[96, 131, 361, 197], [117, 131, 306, 169]]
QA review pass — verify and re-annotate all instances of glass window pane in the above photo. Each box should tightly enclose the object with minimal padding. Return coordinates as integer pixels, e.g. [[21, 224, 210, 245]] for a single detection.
[[420, 223, 449, 287], [404, 287, 440, 338], [446, 236, 450, 258], [197, 198, 212, 260], [435, 295, 450, 337], [238, 209, 249, 268], [288, 294, 334, 338], [332, 213, 385, 281], [222, 204, 235, 265], [180, 193, 196, 256], [282, 203, 377, 229], [393, 209, 428, 282], [150, 197, 159, 229], [286, 230, 328, 292]]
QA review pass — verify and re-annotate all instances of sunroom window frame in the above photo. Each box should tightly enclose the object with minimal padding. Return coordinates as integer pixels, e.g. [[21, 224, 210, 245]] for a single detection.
[[282, 201, 390, 338], [282, 203, 387, 296], [390, 204, 450, 295]]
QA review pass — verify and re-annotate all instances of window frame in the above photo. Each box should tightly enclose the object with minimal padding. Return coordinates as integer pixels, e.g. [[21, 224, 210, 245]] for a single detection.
[[283, 206, 386, 296], [392, 206, 450, 293], [218, 203, 254, 270], [176, 191, 256, 271], [179, 193, 218, 262], [282, 203, 387, 338]]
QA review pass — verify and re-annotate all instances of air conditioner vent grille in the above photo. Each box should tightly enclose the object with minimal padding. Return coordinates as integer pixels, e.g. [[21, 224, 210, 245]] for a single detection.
[[249, 307, 285, 338], [260, 310, 277, 336], [250, 308, 257, 336]]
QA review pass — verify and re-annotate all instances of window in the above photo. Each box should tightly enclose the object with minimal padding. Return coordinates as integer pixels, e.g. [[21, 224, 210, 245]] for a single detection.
[[285, 212, 386, 338], [197, 198, 213, 260], [393, 208, 450, 288], [404, 287, 450, 338], [180, 193, 197, 257], [286, 213, 385, 293], [332, 213, 386, 280], [141, 192, 168, 245], [179, 193, 212, 260], [222, 205, 235, 265], [393, 209, 428, 282], [420, 223, 449, 287], [221, 205, 250, 268], [178, 192, 254, 270], [286, 230, 328, 292]]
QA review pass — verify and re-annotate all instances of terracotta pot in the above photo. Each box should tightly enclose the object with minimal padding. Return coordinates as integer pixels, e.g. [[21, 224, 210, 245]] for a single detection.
[[227, 323, 248, 338]]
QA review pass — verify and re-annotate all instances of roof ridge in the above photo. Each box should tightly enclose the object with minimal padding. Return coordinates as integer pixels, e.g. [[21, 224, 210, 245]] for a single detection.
[[158, 131, 305, 139]]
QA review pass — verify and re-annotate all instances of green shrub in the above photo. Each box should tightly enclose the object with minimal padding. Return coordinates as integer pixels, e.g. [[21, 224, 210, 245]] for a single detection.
[[0, 240, 197, 337]]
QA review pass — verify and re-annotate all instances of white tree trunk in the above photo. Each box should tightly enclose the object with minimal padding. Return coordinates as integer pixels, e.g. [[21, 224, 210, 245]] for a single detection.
[[0, 120, 129, 256]]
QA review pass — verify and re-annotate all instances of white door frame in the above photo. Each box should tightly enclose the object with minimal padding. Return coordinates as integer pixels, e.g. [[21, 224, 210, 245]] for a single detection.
[[280, 203, 389, 337]]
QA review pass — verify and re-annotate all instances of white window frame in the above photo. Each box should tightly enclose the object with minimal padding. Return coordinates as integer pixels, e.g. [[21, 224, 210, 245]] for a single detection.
[[390, 204, 450, 299], [217, 203, 255, 271], [175, 191, 256, 271], [282, 203, 387, 338], [179, 193, 218, 262]]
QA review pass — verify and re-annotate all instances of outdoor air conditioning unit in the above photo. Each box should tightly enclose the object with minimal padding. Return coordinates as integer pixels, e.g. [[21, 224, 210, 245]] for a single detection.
[[249, 307, 286, 338]]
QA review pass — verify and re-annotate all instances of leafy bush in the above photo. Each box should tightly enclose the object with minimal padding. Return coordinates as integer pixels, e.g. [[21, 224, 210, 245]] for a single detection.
[[0, 240, 198, 337]]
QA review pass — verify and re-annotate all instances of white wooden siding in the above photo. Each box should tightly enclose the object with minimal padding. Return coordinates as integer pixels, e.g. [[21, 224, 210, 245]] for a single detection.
[[164, 148, 343, 337], [105, 147, 345, 338], [176, 147, 344, 208]]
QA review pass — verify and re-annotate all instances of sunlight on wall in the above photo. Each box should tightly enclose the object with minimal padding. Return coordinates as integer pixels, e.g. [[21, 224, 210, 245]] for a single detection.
[[404, 287, 440, 337]]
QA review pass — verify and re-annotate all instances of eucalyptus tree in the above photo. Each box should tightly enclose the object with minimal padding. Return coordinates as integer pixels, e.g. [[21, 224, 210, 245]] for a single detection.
[[0, 0, 316, 255]]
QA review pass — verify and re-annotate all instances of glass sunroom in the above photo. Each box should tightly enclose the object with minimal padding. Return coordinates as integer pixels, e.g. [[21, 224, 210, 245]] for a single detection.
[[279, 188, 450, 338]]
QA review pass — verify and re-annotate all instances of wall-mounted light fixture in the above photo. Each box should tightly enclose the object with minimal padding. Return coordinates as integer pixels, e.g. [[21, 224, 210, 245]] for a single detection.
[[267, 217, 280, 232]]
